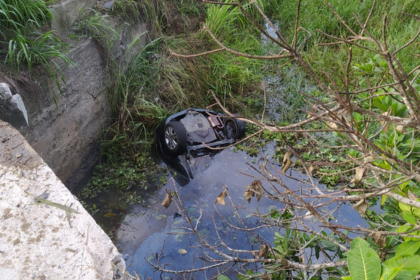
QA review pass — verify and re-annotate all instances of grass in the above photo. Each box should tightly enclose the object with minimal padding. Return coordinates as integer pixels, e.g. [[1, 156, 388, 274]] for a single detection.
[[75, 9, 119, 50], [0, 0, 71, 96], [0, 0, 52, 33], [78, 37, 171, 230], [111, 0, 140, 22], [268, 0, 420, 75]]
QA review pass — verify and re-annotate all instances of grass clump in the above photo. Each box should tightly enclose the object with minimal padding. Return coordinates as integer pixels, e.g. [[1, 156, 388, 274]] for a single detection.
[[110, 0, 140, 22], [0, 0, 71, 94], [73, 8, 120, 51]]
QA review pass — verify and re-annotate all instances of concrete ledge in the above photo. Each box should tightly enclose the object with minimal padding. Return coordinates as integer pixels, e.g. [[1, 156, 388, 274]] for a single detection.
[[0, 120, 126, 280]]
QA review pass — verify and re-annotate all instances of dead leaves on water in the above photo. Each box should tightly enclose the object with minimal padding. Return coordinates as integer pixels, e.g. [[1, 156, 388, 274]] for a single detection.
[[178, 248, 187, 255], [282, 152, 292, 173], [307, 165, 317, 177], [244, 180, 263, 203], [353, 199, 368, 217], [350, 156, 373, 186], [161, 192, 172, 209], [215, 185, 228, 205], [257, 244, 268, 258], [215, 181, 264, 205], [350, 167, 365, 186]]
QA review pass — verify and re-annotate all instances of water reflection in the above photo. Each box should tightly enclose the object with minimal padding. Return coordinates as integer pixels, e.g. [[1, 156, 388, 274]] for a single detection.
[[116, 147, 368, 279]]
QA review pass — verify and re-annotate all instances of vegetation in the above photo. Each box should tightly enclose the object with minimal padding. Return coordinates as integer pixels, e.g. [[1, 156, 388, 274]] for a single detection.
[[0, 0, 71, 94], [139, 0, 420, 279], [69, 0, 420, 279]]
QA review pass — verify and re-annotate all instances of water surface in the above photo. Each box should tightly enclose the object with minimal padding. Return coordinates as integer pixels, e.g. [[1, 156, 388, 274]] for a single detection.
[[116, 146, 368, 279]]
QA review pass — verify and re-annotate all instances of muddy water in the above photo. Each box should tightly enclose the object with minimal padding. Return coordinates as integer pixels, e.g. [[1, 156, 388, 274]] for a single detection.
[[115, 146, 368, 279]]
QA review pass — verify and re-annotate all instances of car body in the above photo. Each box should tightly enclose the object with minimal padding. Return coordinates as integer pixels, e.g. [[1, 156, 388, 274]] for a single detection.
[[157, 108, 246, 158]]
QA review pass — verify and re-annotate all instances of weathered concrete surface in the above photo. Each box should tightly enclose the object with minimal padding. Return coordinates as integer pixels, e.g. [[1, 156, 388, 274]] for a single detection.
[[16, 38, 111, 192], [0, 120, 127, 280], [50, 0, 97, 32], [13, 20, 149, 191]]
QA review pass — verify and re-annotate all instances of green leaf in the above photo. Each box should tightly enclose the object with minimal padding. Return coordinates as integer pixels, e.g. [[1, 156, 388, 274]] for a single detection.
[[381, 195, 387, 206], [217, 275, 231, 280], [398, 181, 410, 191], [396, 224, 413, 234], [347, 237, 381, 280], [342, 277, 354, 280], [402, 212, 416, 225], [399, 202, 412, 213], [382, 255, 420, 280], [395, 241, 420, 256], [412, 207, 420, 218]]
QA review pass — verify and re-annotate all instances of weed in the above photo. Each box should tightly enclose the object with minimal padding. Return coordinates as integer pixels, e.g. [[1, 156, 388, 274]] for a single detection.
[[111, 0, 140, 22], [74, 9, 119, 50], [0, 0, 71, 96]]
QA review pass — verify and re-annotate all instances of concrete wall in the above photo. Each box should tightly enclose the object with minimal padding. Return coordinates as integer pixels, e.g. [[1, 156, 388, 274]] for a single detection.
[[0, 120, 127, 280], [16, 20, 149, 192], [50, 0, 97, 32]]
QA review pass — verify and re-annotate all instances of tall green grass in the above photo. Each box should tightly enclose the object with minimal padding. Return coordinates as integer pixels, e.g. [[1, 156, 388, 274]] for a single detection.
[[270, 0, 420, 74], [0, 0, 52, 33], [0, 0, 71, 95]]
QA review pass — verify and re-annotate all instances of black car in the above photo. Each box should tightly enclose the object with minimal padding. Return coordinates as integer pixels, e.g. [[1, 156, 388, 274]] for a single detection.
[[157, 108, 246, 157]]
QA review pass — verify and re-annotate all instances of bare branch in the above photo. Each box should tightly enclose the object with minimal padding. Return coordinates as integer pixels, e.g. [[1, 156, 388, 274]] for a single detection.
[[393, 13, 420, 55]]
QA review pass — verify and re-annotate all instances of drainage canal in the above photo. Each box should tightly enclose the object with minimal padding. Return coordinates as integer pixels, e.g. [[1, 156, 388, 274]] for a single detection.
[[115, 145, 368, 279]]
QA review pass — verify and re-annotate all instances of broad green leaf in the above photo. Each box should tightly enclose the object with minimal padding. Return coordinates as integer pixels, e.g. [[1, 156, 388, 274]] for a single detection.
[[347, 237, 381, 280], [399, 202, 412, 213], [382, 255, 420, 280], [402, 212, 416, 225], [396, 224, 413, 233], [412, 208, 420, 218], [374, 160, 391, 171], [217, 275, 231, 280], [395, 241, 420, 256], [342, 277, 354, 280], [398, 181, 410, 191]]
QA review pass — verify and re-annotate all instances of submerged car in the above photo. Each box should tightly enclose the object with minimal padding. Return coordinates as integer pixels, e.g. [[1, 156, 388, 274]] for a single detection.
[[157, 108, 246, 157]]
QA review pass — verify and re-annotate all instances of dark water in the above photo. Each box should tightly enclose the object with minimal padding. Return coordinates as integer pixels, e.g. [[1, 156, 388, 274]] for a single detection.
[[115, 146, 368, 279]]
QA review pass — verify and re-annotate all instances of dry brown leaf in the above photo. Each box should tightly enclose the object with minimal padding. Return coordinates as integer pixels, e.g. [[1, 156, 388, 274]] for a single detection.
[[380, 111, 391, 132], [215, 187, 228, 205], [370, 232, 386, 247], [326, 110, 349, 129], [257, 244, 268, 258], [350, 167, 365, 185], [353, 199, 368, 217], [161, 193, 172, 209], [308, 165, 317, 177], [364, 155, 374, 163], [306, 105, 319, 119], [282, 152, 292, 173], [396, 125, 405, 133], [261, 273, 271, 280], [326, 121, 338, 129], [252, 180, 263, 202], [244, 180, 263, 203], [244, 189, 253, 203]]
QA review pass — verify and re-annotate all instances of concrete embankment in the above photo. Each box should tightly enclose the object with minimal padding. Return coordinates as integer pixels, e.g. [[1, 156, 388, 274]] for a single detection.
[[0, 120, 127, 280]]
